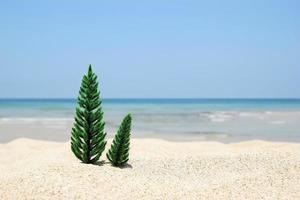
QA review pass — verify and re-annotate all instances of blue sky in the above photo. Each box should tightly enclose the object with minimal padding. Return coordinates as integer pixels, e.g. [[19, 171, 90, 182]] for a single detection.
[[0, 0, 299, 98]]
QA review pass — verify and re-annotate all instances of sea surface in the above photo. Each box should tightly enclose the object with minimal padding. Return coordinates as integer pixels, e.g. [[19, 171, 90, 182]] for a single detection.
[[0, 99, 300, 142]]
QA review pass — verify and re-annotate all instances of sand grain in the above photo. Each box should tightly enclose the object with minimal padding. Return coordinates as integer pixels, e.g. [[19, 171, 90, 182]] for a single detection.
[[0, 138, 300, 200]]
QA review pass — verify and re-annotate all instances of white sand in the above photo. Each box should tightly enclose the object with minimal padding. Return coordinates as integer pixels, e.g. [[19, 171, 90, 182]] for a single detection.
[[0, 138, 300, 200]]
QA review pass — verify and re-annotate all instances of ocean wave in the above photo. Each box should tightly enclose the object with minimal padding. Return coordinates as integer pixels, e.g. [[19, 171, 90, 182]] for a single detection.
[[204, 111, 236, 123], [0, 118, 73, 124], [269, 120, 286, 125]]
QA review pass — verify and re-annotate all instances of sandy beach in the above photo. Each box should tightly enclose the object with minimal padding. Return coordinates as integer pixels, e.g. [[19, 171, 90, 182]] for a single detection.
[[0, 138, 299, 200], [1, 0, 300, 198]]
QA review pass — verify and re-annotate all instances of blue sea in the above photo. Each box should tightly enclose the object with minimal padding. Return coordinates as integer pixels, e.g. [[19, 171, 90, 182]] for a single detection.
[[0, 99, 300, 142]]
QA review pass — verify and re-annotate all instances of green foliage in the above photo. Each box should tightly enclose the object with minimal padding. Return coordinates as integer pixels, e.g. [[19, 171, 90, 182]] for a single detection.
[[71, 65, 106, 164], [107, 114, 132, 167]]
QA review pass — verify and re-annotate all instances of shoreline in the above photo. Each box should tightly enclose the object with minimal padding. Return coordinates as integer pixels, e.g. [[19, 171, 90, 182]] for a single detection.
[[1, 111, 300, 143], [1, 117, 300, 144], [3, 136, 300, 145], [1, 135, 300, 144]]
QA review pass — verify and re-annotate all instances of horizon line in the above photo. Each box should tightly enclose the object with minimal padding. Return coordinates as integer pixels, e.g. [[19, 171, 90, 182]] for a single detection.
[[1, 98, 300, 100]]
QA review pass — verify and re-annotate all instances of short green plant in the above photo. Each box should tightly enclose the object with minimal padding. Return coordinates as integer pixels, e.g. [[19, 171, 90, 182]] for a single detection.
[[71, 65, 106, 164], [107, 114, 132, 167]]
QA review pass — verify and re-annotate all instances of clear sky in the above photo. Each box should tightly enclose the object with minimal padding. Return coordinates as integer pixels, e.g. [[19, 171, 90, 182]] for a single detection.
[[0, 0, 299, 98]]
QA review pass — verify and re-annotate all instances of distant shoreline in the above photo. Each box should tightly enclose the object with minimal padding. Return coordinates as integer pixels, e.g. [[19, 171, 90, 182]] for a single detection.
[[1, 98, 300, 101]]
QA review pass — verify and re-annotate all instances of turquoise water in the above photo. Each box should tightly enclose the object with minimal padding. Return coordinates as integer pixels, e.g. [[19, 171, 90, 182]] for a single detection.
[[1, 99, 300, 117], [0, 99, 300, 142]]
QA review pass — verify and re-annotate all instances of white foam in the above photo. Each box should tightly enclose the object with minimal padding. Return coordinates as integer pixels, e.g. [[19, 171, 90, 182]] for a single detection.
[[269, 120, 286, 125], [207, 112, 233, 123], [0, 118, 73, 124]]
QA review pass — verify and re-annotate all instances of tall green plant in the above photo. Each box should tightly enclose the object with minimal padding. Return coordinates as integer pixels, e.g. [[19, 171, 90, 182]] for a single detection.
[[107, 114, 132, 167], [71, 65, 106, 164]]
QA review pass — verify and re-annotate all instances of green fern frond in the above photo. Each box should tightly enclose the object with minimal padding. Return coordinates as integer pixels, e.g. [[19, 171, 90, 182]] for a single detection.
[[71, 65, 106, 164], [107, 114, 132, 167]]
